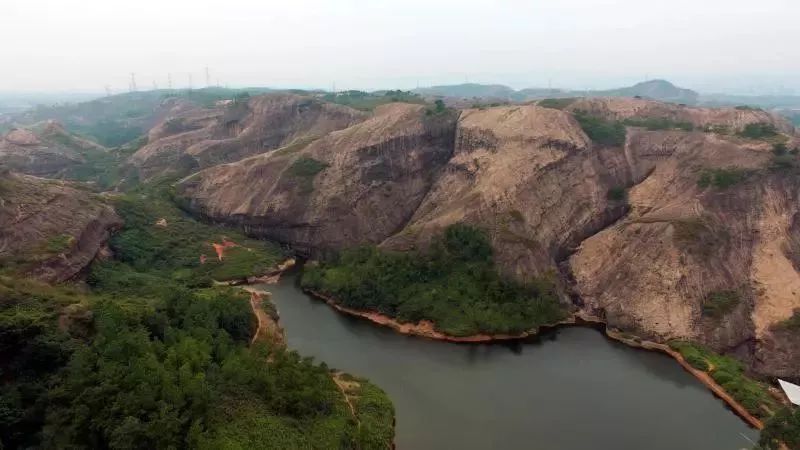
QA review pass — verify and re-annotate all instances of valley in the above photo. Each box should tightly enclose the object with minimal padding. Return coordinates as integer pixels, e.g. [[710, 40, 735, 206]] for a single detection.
[[1, 83, 799, 449]]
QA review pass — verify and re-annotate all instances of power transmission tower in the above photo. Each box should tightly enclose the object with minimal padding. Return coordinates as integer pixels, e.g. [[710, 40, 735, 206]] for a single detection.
[[205, 66, 210, 87], [188, 74, 193, 91], [104, 85, 112, 97], [129, 73, 137, 92], [167, 73, 172, 89], [152, 80, 158, 91]]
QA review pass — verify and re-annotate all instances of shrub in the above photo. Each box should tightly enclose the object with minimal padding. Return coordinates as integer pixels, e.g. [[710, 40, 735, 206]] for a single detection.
[[773, 143, 788, 155], [759, 407, 800, 450], [702, 289, 741, 318], [685, 353, 709, 371], [777, 309, 800, 331], [607, 187, 627, 201], [697, 167, 748, 189], [538, 98, 577, 110], [288, 157, 329, 178], [738, 122, 778, 139], [668, 341, 776, 419], [573, 111, 626, 147]]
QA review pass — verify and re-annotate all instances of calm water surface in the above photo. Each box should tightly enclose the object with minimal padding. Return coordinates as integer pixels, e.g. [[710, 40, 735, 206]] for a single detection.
[[263, 273, 758, 450]]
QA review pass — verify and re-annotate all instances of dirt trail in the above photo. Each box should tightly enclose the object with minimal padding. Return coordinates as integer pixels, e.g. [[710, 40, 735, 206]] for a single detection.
[[332, 371, 361, 425], [241, 287, 285, 347]]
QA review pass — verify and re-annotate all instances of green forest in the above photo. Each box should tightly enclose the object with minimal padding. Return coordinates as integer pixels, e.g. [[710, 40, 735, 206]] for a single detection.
[[301, 224, 567, 337], [0, 189, 394, 449]]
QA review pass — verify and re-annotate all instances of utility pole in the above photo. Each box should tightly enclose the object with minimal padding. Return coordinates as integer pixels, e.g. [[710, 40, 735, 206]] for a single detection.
[[129, 73, 137, 92]]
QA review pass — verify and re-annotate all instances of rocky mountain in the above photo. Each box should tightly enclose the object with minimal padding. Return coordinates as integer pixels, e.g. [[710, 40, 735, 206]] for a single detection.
[[176, 103, 457, 253], [0, 170, 121, 282], [0, 121, 109, 177], [174, 97, 798, 377], [128, 93, 367, 181]]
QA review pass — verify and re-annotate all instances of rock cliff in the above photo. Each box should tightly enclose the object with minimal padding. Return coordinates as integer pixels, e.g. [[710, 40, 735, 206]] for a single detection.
[[0, 170, 121, 282], [176, 103, 457, 253], [129, 93, 366, 181], [174, 98, 799, 377], [0, 121, 108, 177]]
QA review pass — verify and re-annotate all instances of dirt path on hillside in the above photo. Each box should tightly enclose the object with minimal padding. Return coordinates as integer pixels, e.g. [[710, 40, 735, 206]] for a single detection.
[[332, 371, 361, 426], [241, 287, 285, 348]]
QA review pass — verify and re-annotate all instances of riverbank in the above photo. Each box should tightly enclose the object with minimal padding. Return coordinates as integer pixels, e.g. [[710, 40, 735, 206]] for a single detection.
[[306, 289, 576, 342], [303, 288, 776, 431]]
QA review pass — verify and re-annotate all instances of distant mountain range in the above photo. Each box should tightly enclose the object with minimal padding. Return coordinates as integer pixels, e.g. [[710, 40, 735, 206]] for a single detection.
[[414, 80, 700, 104]]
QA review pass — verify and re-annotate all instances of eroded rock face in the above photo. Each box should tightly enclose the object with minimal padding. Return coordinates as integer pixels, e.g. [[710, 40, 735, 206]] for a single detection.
[[569, 129, 800, 377], [0, 171, 122, 282], [0, 121, 108, 177], [382, 104, 630, 279], [173, 98, 799, 377], [128, 93, 367, 181], [175, 103, 457, 253], [565, 97, 795, 134]]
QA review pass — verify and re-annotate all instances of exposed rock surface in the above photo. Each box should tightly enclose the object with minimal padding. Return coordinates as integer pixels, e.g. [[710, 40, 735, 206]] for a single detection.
[[569, 129, 800, 378], [565, 97, 795, 134], [382, 104, 630, 279], [0, 121, 108, 177], [174, 98, 799, 377], [176, 103, 457, 253], [0, 171, 121, 282], [129, 93, 366, 180]]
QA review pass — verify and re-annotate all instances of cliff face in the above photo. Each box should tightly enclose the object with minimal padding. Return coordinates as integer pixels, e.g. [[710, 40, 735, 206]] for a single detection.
[[0, 121, 108, 177], [0, 171, 122, 282], [176, 103, 457, 253], [382, 104, 630, 279], [569, 129, 800, 378], [128, 94, 366, 181], [173, 98, 799, 377], [565, 97, 795, 134]]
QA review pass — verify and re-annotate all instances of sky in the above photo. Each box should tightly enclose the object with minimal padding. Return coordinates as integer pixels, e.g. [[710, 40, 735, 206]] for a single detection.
[[2, 0, 798, 94]]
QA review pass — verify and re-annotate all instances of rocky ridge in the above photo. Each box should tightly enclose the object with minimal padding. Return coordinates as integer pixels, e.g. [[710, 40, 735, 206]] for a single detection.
[[171, 97, 798, 378], [0, 170, 121, 282]]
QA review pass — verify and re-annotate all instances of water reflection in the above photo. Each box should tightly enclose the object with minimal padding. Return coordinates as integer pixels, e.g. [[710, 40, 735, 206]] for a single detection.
[[264, 274, 758, 450]]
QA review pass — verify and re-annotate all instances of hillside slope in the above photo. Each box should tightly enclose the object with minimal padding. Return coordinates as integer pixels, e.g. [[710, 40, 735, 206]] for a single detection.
[[129, 93, 366, 181], [0, 121, 109, 177], [176, 103, 457, 253], [0, 170, 121, 282], [174, 98, 799, 379]]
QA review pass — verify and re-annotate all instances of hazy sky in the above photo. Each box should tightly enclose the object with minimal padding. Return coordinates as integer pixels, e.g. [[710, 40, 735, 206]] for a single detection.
[[2, 0, 798, 94]]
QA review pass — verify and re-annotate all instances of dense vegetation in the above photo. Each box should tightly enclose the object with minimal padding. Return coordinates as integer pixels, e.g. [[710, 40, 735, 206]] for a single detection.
[[697, 167, 749, 189], [302, 224, 567, 336], [759, 406, 800, 449], [669, 341, 776, 420], [572, 111, 627, 146], [737, 122, 779, 140], [701, 289, 742, 318], [0, 188, 394, 449]]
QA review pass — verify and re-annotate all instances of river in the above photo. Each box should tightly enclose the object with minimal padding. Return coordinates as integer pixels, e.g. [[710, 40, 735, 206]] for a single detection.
[[263, 273, 759, 450]]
